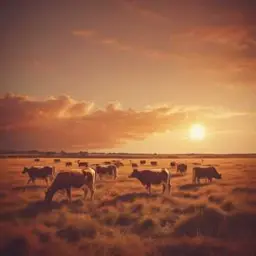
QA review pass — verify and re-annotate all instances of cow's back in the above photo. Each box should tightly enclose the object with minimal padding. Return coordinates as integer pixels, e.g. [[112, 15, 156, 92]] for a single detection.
[[52, 171, 86, 189], [140, 170, 168, 184], [194, 167, 213, 178]]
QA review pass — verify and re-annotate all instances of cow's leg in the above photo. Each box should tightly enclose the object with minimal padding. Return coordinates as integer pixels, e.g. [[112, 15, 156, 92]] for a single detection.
[[66, 188, 72, 203], [27, 178, 32, 185], [83, 187, 88, 200], [147, 184, 151, 194], [32, 179, 36, 184], [44, 178, 49, 186], [168, 183, 171, 194], [88, 184, 94, 200], [162, 184, 166, 194]]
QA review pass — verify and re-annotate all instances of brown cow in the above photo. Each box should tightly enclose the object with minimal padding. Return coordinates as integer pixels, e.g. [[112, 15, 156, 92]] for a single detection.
[[22, 166, 55, 186], [177, 163, 187, 175], [140, 160, 146, 165], [44, 168, 95, 203], [150, 161, 158, 166], [66, 161, 72, 167], [132, 163, 138, 168], [78, 161, 89, 167], [192, 166, 222, 184], [128, 168, 171, 194]]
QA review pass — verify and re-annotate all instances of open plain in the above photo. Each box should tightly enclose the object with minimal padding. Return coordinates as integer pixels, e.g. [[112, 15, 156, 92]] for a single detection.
[[0, 157, 256, 256]]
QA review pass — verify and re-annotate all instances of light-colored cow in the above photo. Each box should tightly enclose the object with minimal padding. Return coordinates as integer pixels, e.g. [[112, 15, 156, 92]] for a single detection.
[[44, 168, 96, 203], [93, 164, 118, 180]]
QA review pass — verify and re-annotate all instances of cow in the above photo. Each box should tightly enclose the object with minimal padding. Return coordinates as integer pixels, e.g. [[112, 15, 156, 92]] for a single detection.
[[78, 161, 89, 167], [112, 160, 124, 168], [104, 161, 111, 165], [170, 161, 176, 168], [177, 163, 187, 175], [192, 166, 222, 184], [34, 158, 40, 162], [66, 161, 72, 167], [93, 164, 118, 180], [128, 168, 171, 194], [150, 161, 158, 166], [132, 163, 138, 168], [140, 160, 146, 165], [22, 166, 55, 186], [54, 159, 61, 163], [44, 168, 96, 203]]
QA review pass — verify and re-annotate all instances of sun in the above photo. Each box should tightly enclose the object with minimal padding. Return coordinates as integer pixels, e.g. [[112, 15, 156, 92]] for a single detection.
[[189, 124, 206, 141]]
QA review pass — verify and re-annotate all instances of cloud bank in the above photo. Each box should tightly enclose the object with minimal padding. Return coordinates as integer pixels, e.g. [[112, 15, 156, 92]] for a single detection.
[[0, 93, 188, 150]]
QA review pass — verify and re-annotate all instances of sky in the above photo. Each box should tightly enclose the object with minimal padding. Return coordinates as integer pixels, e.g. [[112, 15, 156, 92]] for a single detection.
[[0, 0, 256, 153]]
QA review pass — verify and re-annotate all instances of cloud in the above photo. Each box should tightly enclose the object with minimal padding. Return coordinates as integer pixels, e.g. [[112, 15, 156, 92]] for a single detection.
[[176, 25, 256, 51], [72, 29, 96, 38], [72, 28, 171, 60], [0, 93, 188, 150]]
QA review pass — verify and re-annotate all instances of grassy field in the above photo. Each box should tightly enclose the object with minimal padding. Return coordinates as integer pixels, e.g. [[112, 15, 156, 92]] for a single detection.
[[0, 157, 255, 256]]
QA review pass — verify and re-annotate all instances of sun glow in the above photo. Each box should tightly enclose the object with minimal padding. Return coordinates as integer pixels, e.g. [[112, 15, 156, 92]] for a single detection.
[[189, 124, 206, 141]]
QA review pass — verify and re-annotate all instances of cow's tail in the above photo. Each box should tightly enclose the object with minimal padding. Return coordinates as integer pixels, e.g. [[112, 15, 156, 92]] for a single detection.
[[192, 168, 196, 183]]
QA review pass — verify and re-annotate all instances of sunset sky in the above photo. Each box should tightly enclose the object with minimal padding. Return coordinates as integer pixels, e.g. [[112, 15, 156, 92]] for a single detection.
[[1, 0, 256, 153]]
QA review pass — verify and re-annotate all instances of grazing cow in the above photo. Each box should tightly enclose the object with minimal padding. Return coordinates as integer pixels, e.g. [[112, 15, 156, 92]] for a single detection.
[[93, 164, 118, 180], [78, 161, 89, 167], [128, 168, 171, 194], [66, 161, 72, 167], [192, 166, 222, 184], [177, 163, 187, 175], [140, 160, 146, 165], [54, 159, 61, 163], [170, 161, 176, 168], [44, 168, 96, 203], [22, 166, 55, 186], [132, 163, 138, 168], [150, 161, 158, 166], [34, 158, 40, 162]]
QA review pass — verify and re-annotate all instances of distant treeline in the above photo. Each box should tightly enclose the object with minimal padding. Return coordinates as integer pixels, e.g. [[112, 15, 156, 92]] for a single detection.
[[0, 150, 255, 159]]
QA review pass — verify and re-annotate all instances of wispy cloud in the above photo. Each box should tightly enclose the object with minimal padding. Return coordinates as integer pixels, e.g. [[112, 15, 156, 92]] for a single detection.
[[72, 28, 171, 60], [72, 29, 96, 38]]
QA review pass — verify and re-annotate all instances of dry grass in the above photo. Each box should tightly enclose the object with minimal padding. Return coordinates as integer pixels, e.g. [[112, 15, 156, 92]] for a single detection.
[[0, 157, 256, 255]]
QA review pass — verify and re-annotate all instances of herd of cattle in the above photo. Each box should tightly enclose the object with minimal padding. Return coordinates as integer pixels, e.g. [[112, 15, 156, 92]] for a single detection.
[[21, 159, 222, 203]]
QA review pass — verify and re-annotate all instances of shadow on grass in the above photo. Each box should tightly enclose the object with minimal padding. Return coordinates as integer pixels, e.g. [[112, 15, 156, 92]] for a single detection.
[[0, 200, 67, 221], [178, 183, 209, 191], [232, 187, 256, 194], [99, 192, 159, 207], [12, 185, 48, 191]]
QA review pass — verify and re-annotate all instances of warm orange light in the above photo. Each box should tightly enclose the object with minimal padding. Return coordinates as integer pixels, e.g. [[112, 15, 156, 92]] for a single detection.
[[189, 124, 205, 141]]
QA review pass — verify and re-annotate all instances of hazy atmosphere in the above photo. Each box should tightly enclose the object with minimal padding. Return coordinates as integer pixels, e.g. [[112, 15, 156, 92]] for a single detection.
[[1, 0, 256, 153], [1, 2, 256, 256]]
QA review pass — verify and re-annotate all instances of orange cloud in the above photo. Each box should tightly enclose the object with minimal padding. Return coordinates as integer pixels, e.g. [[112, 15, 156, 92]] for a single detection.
[[0, 93, 188, 150], [72, 29, 95, 37]]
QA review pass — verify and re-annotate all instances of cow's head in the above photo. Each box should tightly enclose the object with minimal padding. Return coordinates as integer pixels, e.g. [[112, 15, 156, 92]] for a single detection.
[[211, 167, 222, 179], [22, 167, 28, 174], [129, 169, 139, 178]]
